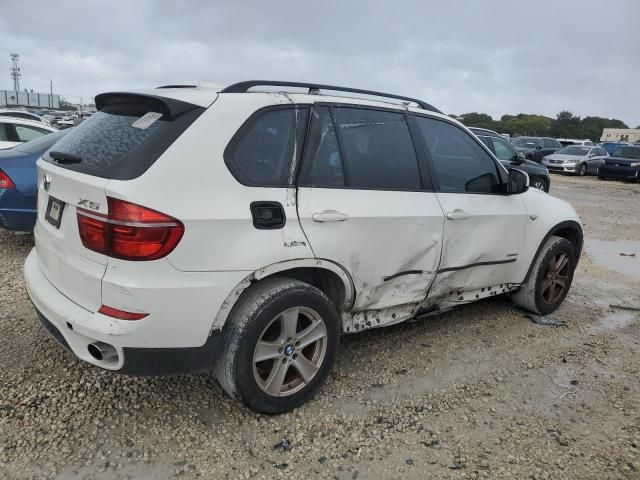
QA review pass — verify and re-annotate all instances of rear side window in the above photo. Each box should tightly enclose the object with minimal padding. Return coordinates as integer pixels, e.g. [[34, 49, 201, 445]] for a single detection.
[[332, 107, 421, 190], [298, 107, 345, 187], [415, 116, 502, 194], [43, 95, 204, 180], [225, 107, 309, 187], [15, 125, 49, 142]]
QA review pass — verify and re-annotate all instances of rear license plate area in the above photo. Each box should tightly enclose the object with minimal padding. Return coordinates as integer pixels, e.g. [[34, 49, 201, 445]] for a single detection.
[[45, 197, 65, 229]]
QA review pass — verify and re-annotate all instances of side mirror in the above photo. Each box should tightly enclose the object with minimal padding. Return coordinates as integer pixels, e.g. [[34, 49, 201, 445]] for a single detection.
[[535, 144, 542, 150], [508, 168, 529, 194], [511, 153, 523, 164]]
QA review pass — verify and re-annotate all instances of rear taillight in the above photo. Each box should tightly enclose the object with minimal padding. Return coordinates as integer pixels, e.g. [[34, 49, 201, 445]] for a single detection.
[[77, 197, 184, 261], [0, 169, 15, 189]]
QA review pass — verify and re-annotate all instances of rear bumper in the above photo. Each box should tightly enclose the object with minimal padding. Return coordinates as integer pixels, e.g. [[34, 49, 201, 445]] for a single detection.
[[0, 208, 37, 231], [598, 165, 640, 180], [24, 248, 247, 375], [35, 307, 222, 375]]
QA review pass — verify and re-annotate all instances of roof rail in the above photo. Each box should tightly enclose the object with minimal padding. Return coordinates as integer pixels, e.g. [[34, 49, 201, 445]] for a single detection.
[[220, 80, 442, 114], [156, 84, 197, 89]]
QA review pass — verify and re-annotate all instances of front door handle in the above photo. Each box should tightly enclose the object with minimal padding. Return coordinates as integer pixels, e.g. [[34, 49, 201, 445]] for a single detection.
[[446, 209, 469, 220], [312, 210, 349, 222]]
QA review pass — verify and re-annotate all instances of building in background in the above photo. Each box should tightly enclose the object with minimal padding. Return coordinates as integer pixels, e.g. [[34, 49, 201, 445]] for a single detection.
[[0, 89, 60, 109], [601, 128, 640, 143]]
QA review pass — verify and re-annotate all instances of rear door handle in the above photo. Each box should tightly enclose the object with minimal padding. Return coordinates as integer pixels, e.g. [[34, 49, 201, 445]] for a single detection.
[[446, 209, 469, 220], [312, 210, 349, 222]]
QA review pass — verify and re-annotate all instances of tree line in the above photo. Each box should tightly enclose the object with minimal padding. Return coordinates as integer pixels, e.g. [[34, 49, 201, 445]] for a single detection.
[[457, 111, 630, 142]]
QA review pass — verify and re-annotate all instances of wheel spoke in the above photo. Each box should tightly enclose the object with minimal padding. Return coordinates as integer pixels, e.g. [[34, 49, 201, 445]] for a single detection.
[[254, 341, 281, 362], [296, 320, 327, 349], [292, 354, 319, 383], [280, 308, 300, 340], [541, 277, 553, 295], [556, 254, 569, 274], [555, 275, 569, 290], [264, 361, 290, 395]]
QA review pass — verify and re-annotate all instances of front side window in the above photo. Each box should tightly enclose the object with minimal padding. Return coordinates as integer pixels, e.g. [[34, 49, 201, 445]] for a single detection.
[[332, 107, 421, 190], [491, 137, 516, 161], [298, 107, 344, 187], [0, 124, 10, 141], [226, 107, 309, 186], [415, 116, 502, 194]]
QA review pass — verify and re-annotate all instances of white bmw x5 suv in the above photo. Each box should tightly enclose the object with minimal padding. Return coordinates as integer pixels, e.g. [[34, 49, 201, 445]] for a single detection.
[[25, 81, 582, 413]]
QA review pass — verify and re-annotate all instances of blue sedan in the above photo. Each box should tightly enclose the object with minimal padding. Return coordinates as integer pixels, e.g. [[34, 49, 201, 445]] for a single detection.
[[0, 129, 69, 231]]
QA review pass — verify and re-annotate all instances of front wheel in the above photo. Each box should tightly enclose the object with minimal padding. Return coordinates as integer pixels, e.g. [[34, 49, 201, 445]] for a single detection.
[[578, 163, 587, 176], [511, 236, 576, 315], [531, 176, 548, 192], [215, 277, 340, 414]]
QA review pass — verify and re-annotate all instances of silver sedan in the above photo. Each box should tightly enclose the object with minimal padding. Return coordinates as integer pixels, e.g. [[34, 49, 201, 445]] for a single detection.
[[542, 145, 609, 176]]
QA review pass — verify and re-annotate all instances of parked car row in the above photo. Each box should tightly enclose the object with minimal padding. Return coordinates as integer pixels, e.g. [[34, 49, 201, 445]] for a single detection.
[[0, 116, 58, 150], [496, 134, 639, 182]]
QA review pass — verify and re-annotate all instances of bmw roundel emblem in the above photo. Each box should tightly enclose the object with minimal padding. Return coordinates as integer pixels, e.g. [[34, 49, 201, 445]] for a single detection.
[[43, 174, 51, 192]]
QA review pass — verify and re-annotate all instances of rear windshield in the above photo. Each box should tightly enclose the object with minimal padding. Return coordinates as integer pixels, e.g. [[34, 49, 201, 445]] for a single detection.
[[43, 96, 204, 180], [512, 137, 538, 147]]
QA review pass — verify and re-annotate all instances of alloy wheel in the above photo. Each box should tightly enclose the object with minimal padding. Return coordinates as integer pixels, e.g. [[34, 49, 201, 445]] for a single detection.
[[541, 251, 571, 305], [252, 307, 328, 397], [532, 179, 546, 191]]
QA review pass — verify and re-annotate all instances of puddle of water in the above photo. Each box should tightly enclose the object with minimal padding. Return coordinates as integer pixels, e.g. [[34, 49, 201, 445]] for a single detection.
[[591, 309, 639, 333], [584, 239, 640, 280]]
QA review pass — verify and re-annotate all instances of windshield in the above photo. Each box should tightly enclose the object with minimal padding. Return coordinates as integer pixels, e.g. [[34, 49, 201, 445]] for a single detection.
[[512, 137, 538, 147], [612, 147, 640, 160], [14, 129, 69, 154], [557, 146, 590, 156]]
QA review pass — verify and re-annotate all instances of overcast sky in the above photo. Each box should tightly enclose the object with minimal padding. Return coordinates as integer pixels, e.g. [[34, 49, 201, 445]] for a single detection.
[[2, 0, 639, 125]]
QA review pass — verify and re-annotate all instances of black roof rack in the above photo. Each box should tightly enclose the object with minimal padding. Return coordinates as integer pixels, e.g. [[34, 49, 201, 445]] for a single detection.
[[220, 80, 442, 114]]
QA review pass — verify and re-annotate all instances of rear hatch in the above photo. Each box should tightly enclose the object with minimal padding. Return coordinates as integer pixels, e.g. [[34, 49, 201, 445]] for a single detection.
[[34, 92, 206, 312]]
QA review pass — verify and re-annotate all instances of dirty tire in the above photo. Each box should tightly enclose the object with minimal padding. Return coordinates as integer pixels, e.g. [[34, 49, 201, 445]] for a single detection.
[[215, 277, 340, 414], [511, 235, 576, 315]]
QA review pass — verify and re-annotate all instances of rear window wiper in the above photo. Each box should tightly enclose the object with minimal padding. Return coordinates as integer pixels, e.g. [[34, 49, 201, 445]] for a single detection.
[[49, 150, 82, 164]]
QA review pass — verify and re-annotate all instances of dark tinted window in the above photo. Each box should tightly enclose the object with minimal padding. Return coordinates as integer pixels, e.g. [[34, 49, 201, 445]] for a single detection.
[[227, 107, 309, 187], [298, 107, 344, 187], [332, 107, 420, 190], [43, 97, 204, 180], [0, 123, 9, 141], [415, 117, 501, 193], [543, 139, 555, 148]]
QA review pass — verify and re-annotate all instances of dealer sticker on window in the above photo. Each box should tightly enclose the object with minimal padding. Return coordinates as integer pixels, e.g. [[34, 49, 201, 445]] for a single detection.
[[131, 112, 163, 129]]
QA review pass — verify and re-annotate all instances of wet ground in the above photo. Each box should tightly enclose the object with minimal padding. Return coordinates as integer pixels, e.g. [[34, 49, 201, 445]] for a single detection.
[[0, 174, 639, 479]]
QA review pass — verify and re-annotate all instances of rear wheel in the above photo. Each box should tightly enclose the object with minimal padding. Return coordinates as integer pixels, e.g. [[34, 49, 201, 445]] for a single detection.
[[511, 236, 576, 315], [578, 163, 587, 176], [215, 277, 340, 414]]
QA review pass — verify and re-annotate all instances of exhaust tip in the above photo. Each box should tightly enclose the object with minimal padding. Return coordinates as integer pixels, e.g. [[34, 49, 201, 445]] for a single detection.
[[88, 342, 117, 362]]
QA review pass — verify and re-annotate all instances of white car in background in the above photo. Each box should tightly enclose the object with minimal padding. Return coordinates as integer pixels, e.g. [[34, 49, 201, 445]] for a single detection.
[[0, 109, 48, 124], [24, 80, 583, 413], [0, 116, 58, 150]]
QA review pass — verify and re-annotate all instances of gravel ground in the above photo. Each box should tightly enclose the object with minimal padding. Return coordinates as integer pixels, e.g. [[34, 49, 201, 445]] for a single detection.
[[1, 175, 639, 480]]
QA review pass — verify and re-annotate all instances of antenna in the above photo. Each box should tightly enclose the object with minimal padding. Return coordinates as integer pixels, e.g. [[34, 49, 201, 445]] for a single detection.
[[9, 53, 21, 92]]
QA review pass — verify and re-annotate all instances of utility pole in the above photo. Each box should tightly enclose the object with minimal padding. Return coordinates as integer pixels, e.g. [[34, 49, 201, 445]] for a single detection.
[[50, 79, 53, 108], [9, 53, 21, 94]]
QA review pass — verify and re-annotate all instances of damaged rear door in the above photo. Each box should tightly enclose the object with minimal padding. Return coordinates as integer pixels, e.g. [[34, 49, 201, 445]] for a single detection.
[[296, 105, 444, 311], [412, 115, 528, 300]]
